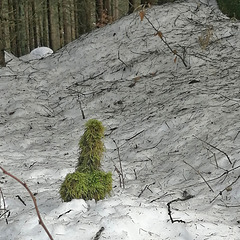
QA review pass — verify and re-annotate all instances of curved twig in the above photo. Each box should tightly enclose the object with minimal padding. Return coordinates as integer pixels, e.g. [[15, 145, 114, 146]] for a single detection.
[[0, 166, 54, 240], [144, 14, 188, 68]]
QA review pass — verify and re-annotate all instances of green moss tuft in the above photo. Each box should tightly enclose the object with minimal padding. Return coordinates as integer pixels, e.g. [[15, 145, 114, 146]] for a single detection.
[[60, 170, 112, 202], [60, 119, 112, 202], [77, 119, 105, 171], [216, 0, 240, 19]]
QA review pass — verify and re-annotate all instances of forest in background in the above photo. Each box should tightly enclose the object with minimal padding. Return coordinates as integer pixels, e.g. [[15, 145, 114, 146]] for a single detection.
[[0, 0, 162, 58], [0, 0, 238, 67], [0, 0, 178, 66]]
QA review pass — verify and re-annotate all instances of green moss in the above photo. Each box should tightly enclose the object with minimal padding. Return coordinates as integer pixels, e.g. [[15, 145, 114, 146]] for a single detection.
[[216, 0, 240, 19], [60, 170, 112, 202], [60, 119, 112, 202], [77, 119, 105, 171]]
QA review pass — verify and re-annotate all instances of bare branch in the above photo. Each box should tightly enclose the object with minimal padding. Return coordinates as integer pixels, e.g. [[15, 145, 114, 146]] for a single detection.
[[77, 94, 86, 119], [205, 147, 218, 168], [117, 49, 128, 68], [0, 166, 54, 240], [144, 15, 188, 68], [93, 227, 105, 240], [167, 192, 194, 223], [112, 139, 125, 188], [183, 160, 214, 192], [138, 182, 155, 198], [0, 187, 9, 224], [210, 175, 240, 204], [193, 135, 232, 165], [125, 129, 145, 141]]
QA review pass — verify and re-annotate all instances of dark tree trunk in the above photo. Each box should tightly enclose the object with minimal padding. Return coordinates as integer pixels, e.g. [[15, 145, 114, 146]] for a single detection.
[[0, 0, 6, 67]]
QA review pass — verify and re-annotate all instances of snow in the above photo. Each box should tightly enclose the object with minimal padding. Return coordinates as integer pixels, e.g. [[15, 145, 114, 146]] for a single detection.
[[1, 0, 240, 239], [27, 47, 54, 60]]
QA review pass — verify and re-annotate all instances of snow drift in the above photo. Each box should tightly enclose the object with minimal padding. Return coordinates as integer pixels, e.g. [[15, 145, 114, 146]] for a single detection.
[[0, 0, 240, 239]]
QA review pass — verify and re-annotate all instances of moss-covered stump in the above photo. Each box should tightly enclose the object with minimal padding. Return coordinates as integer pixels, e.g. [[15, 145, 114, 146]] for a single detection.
[[60, 170, 112, 202]]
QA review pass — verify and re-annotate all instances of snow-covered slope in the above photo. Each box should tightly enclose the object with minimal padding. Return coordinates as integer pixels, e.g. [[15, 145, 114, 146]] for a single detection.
[[1, 0, 240, 239]]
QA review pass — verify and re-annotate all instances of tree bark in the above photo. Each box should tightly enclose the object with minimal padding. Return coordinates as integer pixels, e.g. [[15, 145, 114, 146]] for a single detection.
[[62, 0, 72, 44], [96, 0, 103, 26], [0, 0, 6, 67], [128, 0, 134, 14]]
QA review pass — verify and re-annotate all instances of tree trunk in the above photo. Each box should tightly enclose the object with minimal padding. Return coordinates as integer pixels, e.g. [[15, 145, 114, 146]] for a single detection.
[[47, 0, 61, 50], [96, 0, 103, 26], [42, 0, 49, 47], [0, 0, 6, 67], [18, 0, 27, 55], [62, 0, 71, 44], [113, 0, 118, 20], [128, 0, 134, 14]]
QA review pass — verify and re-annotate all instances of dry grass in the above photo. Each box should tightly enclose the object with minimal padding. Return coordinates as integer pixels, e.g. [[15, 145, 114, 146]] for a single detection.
[[199, 25, 214, 50]]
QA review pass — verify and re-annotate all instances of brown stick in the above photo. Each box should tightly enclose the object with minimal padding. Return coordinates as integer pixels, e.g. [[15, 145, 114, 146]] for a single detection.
[[0, 166, 54, 240], [193, 135, 232, 165], [183, 160, 214, 192], [210, 175, 240, 203], [113, 139, 125, 188], [167, 193, 194, 223], [144, 15, 188, 68], [0, 187, 9, 224]]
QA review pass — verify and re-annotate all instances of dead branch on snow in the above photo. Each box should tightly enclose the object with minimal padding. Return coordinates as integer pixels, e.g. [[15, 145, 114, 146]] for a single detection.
[[0, 166, 54, 240]]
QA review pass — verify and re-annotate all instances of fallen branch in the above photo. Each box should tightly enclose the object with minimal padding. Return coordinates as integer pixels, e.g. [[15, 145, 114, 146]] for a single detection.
[[138, 182, 155, 198], [58, 209, 72, 219], [150, 192, 172, 203], [117, 49, 128, 68], [16, 195, 26, 206], [113, 139, 125, 188], [125, 129, 145, 141], [0, 166, 54, 240], [143, 14, 188, 68], [193, 135, 232, 165], [167, 192, 194, 223], [0, 187, 9, 224], [93, 227, 105, 240], [210, 175, 240, 203], [183, 160, 214, 192], [77, 94, 86, 119], [205, 147, 218, 168]]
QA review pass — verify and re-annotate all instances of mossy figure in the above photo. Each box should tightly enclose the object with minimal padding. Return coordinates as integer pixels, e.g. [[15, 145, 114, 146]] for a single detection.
[[77, 119, 105, 172], [60, 119, 112, 202], [60, 170, 112, 202]]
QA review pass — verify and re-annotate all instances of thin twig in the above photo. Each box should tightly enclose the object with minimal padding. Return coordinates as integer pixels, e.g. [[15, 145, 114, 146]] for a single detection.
[[0, 166, 54, 240], [93, 227, 105, 240], [77, 94, 85, 119], [234, 131, 240, 141], [0, 187, 9, 224], [150, 192, 169, 203], [138, 182, 155, 198], [167, 194, 194, 223], [193, 135, 232, 165], [117, 49, 128, 67], [125, 129, 145, 141], [205, 147, 218, 168], [144, 15, 188, 68], [183, 160, 214, 192], [210, 175, 240, 203], [113, 140, 125, 188]]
